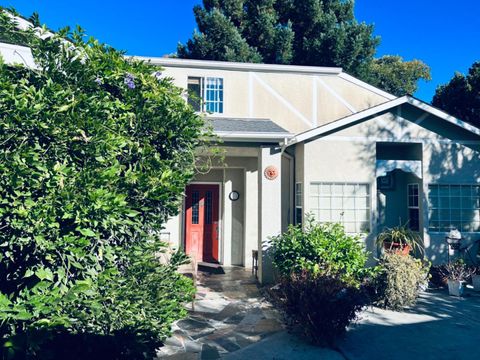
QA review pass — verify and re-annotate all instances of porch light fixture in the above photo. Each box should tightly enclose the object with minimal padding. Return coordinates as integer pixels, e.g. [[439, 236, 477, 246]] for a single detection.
[[446, 228, 462, 250], [229, 191, 240, 201]]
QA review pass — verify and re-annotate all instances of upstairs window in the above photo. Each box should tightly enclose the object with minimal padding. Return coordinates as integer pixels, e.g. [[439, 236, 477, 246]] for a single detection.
[[187, 77, 224, 113]]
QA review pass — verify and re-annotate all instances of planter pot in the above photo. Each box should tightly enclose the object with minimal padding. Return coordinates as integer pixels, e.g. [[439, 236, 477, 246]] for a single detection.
[[472, 274, 480, 291], [383, 242, 411, 256], [447, 279, 464, 297]]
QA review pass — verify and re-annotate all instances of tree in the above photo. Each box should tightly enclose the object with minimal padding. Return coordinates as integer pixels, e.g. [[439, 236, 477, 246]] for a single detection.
[[0, 10, 206, 358], [432, 62, 480, 128], [360, 56, 431, 96], [178, 0, 430, 96]]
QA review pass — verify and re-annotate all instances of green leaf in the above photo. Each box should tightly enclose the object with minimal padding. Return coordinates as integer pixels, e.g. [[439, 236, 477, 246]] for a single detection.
[[35, 268, 54, 281], [78, 228, 96, 237]]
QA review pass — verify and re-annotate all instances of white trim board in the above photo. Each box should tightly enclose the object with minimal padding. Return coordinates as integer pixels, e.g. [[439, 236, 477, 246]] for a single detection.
[[132, 56, 342, 75], [288, 96, 480, 146]]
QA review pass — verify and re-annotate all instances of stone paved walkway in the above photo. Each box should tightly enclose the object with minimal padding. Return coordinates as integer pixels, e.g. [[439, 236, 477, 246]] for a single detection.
[[156, 267, 285, 359]]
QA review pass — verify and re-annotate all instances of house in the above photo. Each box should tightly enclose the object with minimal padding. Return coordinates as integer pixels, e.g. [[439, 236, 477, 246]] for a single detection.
[[136, 57, 480, 283]]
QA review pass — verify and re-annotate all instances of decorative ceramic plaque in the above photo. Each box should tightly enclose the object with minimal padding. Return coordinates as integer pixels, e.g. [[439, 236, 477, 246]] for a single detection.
[[264, 165, 279, 180]]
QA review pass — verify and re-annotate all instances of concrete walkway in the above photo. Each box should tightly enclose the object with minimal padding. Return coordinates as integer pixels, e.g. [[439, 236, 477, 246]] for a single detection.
[[338, 288, 480, 360]]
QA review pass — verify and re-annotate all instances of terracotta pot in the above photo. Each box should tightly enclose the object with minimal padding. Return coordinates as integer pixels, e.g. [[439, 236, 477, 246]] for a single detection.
[[383, 242, 411, 256], [447, 279, 464, 297]]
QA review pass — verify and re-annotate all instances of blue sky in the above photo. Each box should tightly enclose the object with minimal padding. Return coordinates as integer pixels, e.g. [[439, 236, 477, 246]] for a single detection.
[[2, 0, 479, 101]]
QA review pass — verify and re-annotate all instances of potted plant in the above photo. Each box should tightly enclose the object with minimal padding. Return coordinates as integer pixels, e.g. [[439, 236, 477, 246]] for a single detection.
[[442, 260, 474, 297], [376, 223, 423, 256]]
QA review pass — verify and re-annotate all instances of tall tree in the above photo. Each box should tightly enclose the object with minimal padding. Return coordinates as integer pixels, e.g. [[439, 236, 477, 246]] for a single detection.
[[178, 0, 430, 96], [432, 62, 480, 128]]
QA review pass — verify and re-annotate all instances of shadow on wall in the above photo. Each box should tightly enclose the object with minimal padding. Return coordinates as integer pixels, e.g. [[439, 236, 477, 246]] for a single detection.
[[354, 104, 480, 265]]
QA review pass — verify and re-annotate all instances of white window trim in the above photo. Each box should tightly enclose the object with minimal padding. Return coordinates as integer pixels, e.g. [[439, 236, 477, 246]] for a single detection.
[[295, 182, 302, 225], [407, 183, 420, 231], [202, 77, 224, 114], [188, 76, 224, 115], [427, 183, 480, 234]]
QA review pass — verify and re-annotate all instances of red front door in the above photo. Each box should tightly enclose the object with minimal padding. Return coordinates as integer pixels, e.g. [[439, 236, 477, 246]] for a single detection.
[[184, 184, 219, 263]]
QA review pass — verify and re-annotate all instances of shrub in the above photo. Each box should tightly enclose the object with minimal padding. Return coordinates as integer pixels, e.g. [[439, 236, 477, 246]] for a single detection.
[[0, 10, 205, 358], [440, 259, 474, 281], [270, 217, 373, 285], [429, 265, 448, 288], [274, 271, 366, 345], [375, 253, 430, 311]]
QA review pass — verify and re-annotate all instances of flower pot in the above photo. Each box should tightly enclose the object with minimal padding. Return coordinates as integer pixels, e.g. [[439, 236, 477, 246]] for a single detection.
[[472, 274, 480, 291], [383, 242, 411, 256], [447, 279, 464, 297]]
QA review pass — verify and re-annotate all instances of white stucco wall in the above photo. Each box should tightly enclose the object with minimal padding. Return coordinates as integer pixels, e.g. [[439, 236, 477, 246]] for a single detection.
[[298, 107, 480, 263], [159, 61, 392, 134]]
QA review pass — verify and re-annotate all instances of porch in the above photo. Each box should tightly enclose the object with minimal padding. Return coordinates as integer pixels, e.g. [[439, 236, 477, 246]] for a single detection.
[[163, 119, 294, 283]]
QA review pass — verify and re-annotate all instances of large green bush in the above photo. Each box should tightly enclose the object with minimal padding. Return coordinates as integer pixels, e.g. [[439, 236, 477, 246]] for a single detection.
[[270, 219, 373, 344], [270, 218, 372, 285], [375, 253, 430, 311], [273, 270, 367, 345], [0, 10, 205, 358]]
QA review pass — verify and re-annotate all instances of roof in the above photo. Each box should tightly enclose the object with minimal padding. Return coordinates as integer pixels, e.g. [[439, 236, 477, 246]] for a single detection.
[[287, 95, 480, 146], [207, 117, 292, 143], [130, 57, 343, 75]]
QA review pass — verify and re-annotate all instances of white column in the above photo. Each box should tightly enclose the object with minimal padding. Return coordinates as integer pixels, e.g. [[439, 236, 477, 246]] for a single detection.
[[258, 146, 283, 283], [223, 177, 233, 266]]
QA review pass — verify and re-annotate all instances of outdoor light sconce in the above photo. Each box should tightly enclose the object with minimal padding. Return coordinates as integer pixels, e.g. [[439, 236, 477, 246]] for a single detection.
[[229, 191, 240, 201], [446, 228, 462, 250]]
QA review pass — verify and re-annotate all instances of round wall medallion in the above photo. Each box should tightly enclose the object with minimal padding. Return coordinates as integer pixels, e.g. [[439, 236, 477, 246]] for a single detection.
[[264, 165, 279, 180], [229, 191, 240, 201]]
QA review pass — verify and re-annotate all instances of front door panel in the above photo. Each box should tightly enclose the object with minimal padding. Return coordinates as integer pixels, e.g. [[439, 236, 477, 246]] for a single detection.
[[185, 185, 219, 262]]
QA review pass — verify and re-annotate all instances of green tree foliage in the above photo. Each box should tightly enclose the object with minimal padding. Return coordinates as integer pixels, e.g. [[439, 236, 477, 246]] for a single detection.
[[178, 0, 430, 96], [432, 62, 480, 128], [360, 55, 432, 96], [0, 10, 204, 358]]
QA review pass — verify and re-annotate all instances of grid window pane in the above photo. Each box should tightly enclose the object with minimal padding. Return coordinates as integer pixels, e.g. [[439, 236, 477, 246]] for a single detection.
[[204, 77, 224, 113], [310, 182, 371, 233], [407, 184, 420, 231], [428, 184, 480, 232]]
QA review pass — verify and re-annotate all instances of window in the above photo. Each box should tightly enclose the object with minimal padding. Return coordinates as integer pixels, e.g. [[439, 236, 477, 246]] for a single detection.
[[187, 77, 202, 112], [187, 76, 224, 113], [428, 184, 480, 232], [408, 183, 420, 231], [295, 183, 302, 225], [205, 191, 212, 224], [191, 191, 200, 224], [310, 182, 371, 233]]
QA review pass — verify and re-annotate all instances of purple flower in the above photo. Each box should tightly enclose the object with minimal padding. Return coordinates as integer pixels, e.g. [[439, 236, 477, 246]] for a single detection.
[[94, 77, 103, 85], [152, 71, 162, 80], [124, 73, 136, 89]]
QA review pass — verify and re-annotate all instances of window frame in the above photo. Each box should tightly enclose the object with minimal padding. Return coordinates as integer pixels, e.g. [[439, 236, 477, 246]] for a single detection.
[[407, 183, 420, 231], [187, 76, 224, 114], [295, 182, 302, 225], [309, 182, 372, 234], [427, 183, 480, 233]]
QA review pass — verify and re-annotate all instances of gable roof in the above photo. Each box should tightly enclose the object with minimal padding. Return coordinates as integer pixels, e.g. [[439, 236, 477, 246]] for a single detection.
[[287, 95, 480, 146]]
